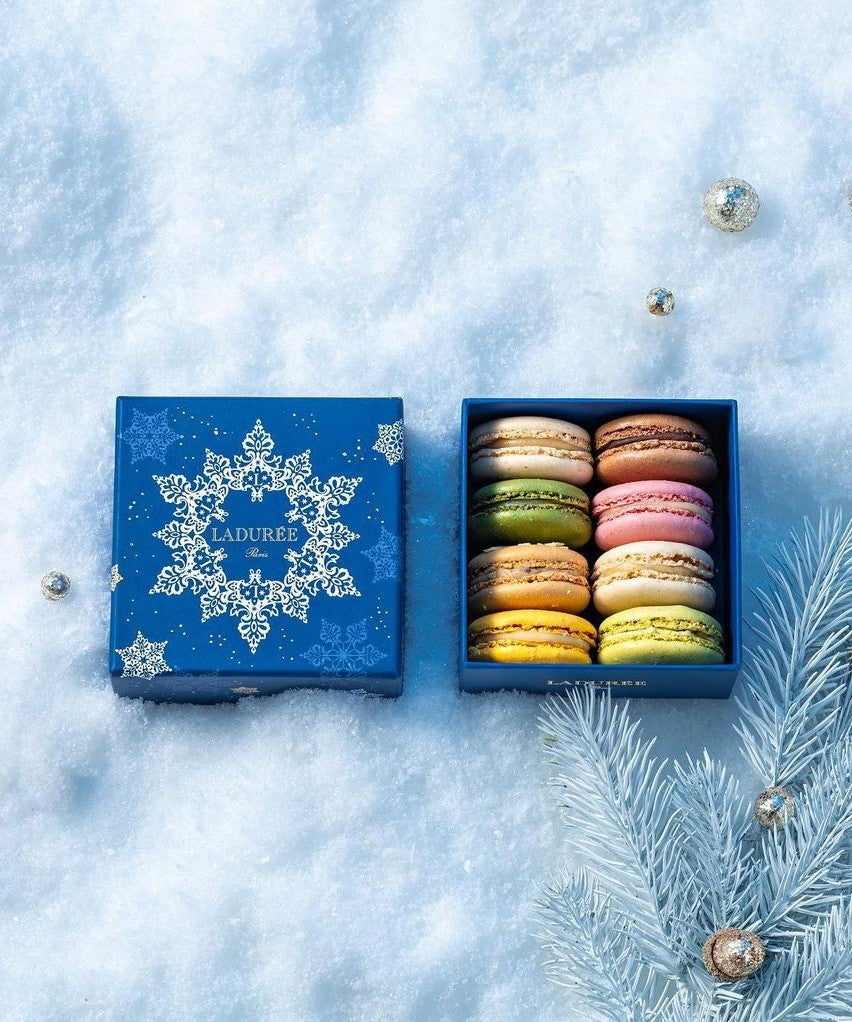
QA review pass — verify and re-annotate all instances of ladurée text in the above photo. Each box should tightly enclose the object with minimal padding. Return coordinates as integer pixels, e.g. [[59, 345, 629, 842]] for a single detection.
[[210, 526, 299, 543]]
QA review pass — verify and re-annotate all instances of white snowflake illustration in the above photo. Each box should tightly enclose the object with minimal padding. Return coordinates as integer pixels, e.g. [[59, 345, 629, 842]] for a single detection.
[[122, 408, 183, 464], [373, 420, 404, 466], [303, 619, 384, 676], [110, 564, 123, 591], [149, 420, 363, 653], [362, 526, 401, 581], [116, 631, 172, 680]]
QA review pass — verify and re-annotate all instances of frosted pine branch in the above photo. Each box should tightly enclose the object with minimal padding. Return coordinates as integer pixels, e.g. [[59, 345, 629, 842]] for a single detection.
[[670, 753, 759, 955], [722, 901, 852, 1021], [652, 988, 718, 1022], [541, 513, 852, 1018], [736, 511, 852, 787], [540, 689, 691, 977], [538, 870, 656, 1022], [757, 740, 852, 938]]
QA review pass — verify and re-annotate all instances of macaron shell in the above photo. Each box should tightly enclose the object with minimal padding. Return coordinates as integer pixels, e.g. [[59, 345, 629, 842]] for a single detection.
[[468, 609, 596, 664], [593, 540, 715, 615], [596, 510, 713, 550], [598, 606, 724, 665], [593, 481, 714, 551], [471, 452, 594, 486], [595, 413, 718, 485], [597, 446, 718, 486], [468, 544, 590, 616], [470, 416, 594, 486], [472, 640, 594, 664], [598, 635, 724, 665], [469, 479, 592, 549]]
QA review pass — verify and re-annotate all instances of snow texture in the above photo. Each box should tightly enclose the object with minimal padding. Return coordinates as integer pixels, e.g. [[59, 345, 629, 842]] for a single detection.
[[1, 1, 852, 1019]]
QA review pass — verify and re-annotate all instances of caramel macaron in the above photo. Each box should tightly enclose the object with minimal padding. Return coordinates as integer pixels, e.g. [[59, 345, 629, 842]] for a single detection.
[[595, 413, 717, 485], [468, 543, 590, 617]]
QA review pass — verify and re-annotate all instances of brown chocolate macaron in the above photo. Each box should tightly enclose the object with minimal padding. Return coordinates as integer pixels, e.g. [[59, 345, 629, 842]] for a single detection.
[[595, 413, 718, 485], [467, 543, 590, 618]]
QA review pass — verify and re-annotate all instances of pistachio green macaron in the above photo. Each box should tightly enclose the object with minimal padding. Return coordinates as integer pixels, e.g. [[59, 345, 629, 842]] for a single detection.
[[597, 605, 725, 665], [468, 478, 592, 549]]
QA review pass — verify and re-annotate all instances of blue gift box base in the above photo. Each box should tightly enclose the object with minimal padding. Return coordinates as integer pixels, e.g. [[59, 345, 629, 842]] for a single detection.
[[459, 398, 741, 698]]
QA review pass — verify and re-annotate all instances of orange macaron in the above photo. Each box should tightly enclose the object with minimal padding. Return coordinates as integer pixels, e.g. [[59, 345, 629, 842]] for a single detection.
[[467, 543, 590, 618]]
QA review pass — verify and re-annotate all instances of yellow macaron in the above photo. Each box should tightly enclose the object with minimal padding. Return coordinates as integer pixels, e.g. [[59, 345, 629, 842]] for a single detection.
[[467, 609, 597, 664]]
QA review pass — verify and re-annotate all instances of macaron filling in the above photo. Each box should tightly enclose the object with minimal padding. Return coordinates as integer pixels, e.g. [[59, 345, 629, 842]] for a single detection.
[[593, 485, 713, 527], [596, 429, 713, 456], [593, 551, 713, 586], [471, 421, 592, 458], [472, 489, 588, 515], [469, 563, 588, 595], [472, 626, 593, 651]]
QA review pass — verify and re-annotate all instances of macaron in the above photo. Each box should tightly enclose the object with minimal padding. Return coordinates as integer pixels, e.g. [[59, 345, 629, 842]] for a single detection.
[[469, 416, 593, 486], [468, 609, 597, 664], [592, 541, 715, 616], [595, 413, 718, 485], [592, 480, 713, 551], [468, 544, 590, 617], [597, 605, 724, 665], [469, 479, 592, 549]]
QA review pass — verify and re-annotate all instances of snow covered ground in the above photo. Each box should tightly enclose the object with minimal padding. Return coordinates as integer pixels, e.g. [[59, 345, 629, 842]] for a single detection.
[[2, 1, 852, 1018]]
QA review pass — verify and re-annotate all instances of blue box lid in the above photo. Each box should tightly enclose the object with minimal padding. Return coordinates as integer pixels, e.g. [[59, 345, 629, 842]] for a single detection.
[[109, 397, 404, 701]]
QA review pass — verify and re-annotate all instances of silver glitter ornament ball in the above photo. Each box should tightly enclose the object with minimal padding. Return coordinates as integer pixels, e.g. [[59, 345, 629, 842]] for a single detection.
[[703, 928, 766, 982], [41, 571, 71, 601], [647, 287, 675, 316], [754, 785, 796, 829], [702, 178, 760, 232]]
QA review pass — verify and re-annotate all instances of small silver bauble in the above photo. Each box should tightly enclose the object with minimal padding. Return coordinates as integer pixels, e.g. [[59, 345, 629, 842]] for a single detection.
[[41, 571, 71, 601], [703, 928, 766, 981], [754, 786, 796, 829], [647, 287, 675, 316], [702, 178, 760, 232]]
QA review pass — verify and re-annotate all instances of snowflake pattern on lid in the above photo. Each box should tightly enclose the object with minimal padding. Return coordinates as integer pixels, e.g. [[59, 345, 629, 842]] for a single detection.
[[303, 619, 383, 676], [373, 420, 404, 466], [149, 420, 363, 653], [122, 409, 183, 464], [116, 631, 172, 680], [362, 526, 401, 582]]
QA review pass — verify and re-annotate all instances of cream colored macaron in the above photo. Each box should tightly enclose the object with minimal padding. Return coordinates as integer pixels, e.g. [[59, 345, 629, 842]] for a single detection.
[[592, 540, 715, 616], [469, 416, 593, 486]]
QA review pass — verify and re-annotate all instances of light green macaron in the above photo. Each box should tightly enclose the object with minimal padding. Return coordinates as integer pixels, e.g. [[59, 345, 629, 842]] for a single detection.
[[468, 478, 592, 549], [597, 605, 725, 665]]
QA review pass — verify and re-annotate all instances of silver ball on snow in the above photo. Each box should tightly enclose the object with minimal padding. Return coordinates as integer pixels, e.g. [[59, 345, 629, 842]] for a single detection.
[[646, 287, 675, 316], [702, 178, 760, 232]]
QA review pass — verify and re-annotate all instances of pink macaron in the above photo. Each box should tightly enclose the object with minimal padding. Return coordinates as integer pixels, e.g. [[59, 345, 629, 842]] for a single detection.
[[592, 480, 714, 551]]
